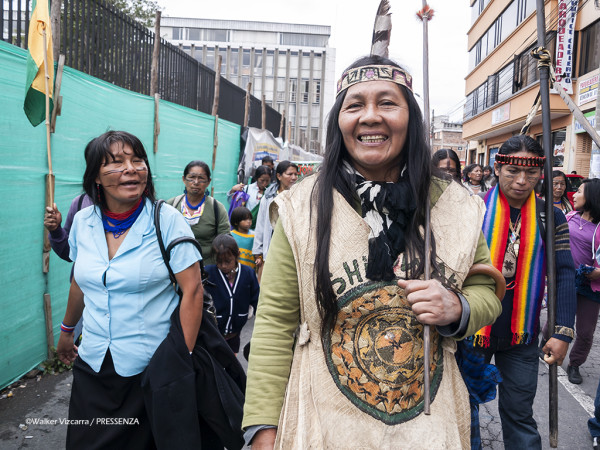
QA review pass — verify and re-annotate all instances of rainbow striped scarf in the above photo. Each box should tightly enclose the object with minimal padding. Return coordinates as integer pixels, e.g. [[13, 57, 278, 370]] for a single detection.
[[474, 186, 546, 347]]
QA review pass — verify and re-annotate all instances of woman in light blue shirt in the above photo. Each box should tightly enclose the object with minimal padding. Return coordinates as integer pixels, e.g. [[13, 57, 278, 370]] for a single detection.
[[56, 131, 203, 449]]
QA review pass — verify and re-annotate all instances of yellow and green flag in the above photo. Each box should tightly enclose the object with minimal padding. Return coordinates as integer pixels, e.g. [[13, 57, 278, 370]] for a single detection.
[[24, 0, 53, 127]]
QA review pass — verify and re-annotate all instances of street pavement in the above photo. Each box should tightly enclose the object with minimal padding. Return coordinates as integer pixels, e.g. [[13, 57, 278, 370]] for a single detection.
[[1, 314, 600, 449]]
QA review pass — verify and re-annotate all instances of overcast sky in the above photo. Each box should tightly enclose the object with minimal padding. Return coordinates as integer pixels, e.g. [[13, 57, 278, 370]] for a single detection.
[[157, 0, 470, 121]]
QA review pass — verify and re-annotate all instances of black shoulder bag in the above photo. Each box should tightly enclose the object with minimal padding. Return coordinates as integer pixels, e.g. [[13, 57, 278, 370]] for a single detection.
[[150, 200, 246, 450]]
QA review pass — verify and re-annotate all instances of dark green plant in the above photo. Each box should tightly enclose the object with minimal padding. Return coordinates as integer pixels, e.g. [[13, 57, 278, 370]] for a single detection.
[[41, 347, 74, 375]]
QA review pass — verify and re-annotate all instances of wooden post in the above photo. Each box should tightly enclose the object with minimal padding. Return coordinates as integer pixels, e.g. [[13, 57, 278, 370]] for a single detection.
[[50, 54, 65, 133], [150, 11, 161, 96], [212, 56, 222, 116], [261, 95, 266, 130], [279, 110, 286, 138], [50, 0, 61, 61], [153, 93, 160, 154], [210, 116, 219, 197], [243, 82, 252, 128], [43, 294, 54, 359]]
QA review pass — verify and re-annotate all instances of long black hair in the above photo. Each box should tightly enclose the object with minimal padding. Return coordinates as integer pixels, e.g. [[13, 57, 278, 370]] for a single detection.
[[82, 130, 156, 209], [580, 179, 600, 224], [312, 55, 435, 337]]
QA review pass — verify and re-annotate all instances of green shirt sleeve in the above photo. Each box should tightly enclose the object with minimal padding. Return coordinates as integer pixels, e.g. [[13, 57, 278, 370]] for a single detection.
[[243, 219, 300, 429], [459, 231, 502, 339]]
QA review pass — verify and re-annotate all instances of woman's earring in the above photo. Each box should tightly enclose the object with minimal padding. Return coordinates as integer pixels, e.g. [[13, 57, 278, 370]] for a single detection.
[[183, 187, 187, 195], [96, 183, 102, 202]]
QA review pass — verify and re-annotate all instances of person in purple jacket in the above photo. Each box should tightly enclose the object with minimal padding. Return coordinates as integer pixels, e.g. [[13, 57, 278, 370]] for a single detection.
[[44, 193, 93, 343], [44, 194, 94, 262]]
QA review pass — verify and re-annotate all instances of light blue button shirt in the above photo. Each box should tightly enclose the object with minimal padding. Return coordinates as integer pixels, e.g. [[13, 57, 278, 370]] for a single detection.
[[69, 198, 201, 376]]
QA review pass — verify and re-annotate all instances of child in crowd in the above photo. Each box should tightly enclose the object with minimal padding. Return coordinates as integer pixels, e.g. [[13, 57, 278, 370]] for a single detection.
[[205, 234, 259, 354], [230, 206, 256, 269]]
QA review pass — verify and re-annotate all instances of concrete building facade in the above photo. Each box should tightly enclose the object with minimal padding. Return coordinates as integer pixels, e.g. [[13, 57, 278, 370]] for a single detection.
[[161, 17, 336, 154], [431, 115, 469, 164], [463, 0, 599, 175]]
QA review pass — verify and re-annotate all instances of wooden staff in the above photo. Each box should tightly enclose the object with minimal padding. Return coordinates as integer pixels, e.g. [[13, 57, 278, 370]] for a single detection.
[[534, 0, 558, 446], [417, 0, 434, 415]]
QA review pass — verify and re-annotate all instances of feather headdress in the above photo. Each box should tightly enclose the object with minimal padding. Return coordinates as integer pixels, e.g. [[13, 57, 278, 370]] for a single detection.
[[370, 0, 392, 58]]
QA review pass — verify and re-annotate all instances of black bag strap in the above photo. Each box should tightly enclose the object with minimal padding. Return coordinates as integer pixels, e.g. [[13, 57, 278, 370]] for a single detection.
[[76, 193, 85, 211], [154, 200, 212, 291], [212, 196, 219, 236]]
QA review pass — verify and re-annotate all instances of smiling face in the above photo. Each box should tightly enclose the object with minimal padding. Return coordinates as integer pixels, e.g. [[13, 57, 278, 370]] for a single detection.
[[95, 142, 148, 212], [338, 81, 409, 181], [494, 151, 542, 208]]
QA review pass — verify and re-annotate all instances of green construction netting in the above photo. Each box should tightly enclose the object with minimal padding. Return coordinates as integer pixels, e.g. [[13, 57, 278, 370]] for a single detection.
[[0, 41, 240, 388]]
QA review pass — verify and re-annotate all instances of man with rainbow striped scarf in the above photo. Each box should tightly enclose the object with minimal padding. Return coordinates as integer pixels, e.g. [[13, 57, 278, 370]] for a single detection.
[[473, 135, 576, 449]]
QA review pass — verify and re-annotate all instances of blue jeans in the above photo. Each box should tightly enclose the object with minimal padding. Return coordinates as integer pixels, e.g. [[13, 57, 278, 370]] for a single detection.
[[479, 336, 542, 450], [588, 377, 600, 438]]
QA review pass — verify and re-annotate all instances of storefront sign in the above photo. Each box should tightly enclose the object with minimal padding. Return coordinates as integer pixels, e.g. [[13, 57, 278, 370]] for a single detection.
[[574, 110, 597, 134], [555, 0, 578, 95], [578, 74, 599, 106], [491, 103, 510, 125]]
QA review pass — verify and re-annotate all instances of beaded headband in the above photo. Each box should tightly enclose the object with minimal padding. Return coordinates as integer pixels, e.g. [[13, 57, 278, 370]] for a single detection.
[[336, 65, 413, 97], [495, 154, 545, 167]]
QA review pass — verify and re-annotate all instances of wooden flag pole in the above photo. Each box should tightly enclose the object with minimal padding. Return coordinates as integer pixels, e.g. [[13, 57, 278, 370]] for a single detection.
[[42, 24, 55, 358], [42, 25, 53, 205]]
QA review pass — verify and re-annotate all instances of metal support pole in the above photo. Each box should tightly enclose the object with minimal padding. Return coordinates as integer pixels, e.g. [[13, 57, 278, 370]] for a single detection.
[[535, 0, 558, 446]]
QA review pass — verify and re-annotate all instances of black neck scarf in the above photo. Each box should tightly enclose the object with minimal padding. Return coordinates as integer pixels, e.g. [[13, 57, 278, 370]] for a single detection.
[[346, 162, 417, 281]]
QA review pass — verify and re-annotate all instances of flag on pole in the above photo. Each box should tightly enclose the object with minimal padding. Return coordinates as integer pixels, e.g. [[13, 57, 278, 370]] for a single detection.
[[24, 0, 53, 127]]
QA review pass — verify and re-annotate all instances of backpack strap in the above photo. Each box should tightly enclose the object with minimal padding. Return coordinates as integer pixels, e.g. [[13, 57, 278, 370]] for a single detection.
[[154, 200, 213, 293], [77, 194, 85, 211], [213, 196, 219, 236]]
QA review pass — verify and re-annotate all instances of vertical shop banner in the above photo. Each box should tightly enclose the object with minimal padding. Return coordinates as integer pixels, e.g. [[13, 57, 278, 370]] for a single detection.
[[555, 0, 578, 95]]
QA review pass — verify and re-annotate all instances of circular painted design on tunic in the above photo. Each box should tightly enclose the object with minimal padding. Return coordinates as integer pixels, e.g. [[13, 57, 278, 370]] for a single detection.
[[324, 281, 443, 425]]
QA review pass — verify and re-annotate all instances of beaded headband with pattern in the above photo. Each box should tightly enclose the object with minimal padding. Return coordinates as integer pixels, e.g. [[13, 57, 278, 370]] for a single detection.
[[495, 153, 546, 167], [336, 65, 413, 97]]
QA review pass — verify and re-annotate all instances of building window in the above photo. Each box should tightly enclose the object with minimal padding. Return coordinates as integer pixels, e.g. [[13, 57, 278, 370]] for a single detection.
[[301, 80, 310, 103], [172, 28, 183, 40], [464, 33, 555, 120], [313, 80, 321, 104], [579, 19, 600, 76], [468, 0, 536, 71], [205, 29, 229, 42], [188, 28, 201, 41], [289, 79, 297, 103], [280, 33, 328, 47]]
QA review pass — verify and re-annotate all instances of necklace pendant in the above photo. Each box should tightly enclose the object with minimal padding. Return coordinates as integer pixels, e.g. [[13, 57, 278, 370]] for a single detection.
[[514, 243, 520, 256]]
